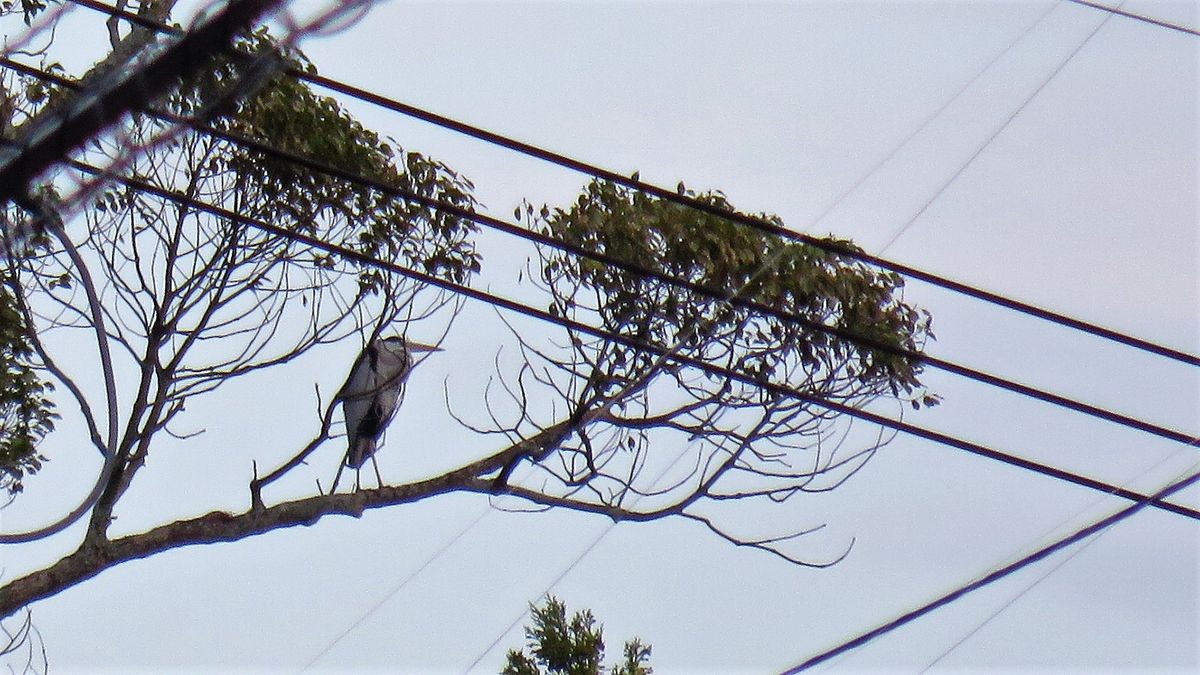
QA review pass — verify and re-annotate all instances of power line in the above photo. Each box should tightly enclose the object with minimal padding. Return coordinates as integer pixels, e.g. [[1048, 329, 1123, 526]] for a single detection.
[[299, 502, 497, 671], [5, 57, 1195, 452], [54, 155, 1200, 523], [460, 447, 698, 673], [806, 0, 1060, 238], [780, 460, 1200, 673], [68, 0, 1200, 368], [918, 536, 1099, 672], [916, 441, 1196, 672], [1065, 0, 1200, 38]]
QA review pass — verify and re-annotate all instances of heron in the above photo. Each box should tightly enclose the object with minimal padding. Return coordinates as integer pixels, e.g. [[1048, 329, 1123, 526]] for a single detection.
[[334, 335, 441, 489]]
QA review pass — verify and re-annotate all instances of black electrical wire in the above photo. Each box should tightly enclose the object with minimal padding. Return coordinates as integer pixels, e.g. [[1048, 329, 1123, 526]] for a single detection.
[[781, 462, 1200, 672], [54, 154, 1200, 523], [66, 0, 1200, 368], [1065, 0, 1200, 37], [4, 56, 1195, 452]]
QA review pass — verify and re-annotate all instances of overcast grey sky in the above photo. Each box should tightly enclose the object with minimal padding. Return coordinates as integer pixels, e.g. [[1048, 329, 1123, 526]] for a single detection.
[[2, 0, 1198, 672]]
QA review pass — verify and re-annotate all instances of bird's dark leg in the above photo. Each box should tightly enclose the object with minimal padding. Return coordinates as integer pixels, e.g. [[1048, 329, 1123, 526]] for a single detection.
[[370, 454, 383, 488]]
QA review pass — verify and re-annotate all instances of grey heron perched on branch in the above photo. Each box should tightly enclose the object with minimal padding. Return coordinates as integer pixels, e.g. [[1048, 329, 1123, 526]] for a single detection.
[[334, 336, 441, 489]]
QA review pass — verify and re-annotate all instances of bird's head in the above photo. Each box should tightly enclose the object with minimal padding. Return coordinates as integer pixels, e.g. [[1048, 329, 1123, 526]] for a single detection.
[[380, 335, 443, 355]]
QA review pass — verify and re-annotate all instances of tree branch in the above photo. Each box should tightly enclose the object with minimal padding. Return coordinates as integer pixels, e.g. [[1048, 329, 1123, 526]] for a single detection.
[[1, 442, 529, 619]]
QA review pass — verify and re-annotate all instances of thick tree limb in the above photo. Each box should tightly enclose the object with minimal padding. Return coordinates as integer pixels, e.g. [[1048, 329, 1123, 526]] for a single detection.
[[0, 416, 583, 618], [1, 467, 478, 618]]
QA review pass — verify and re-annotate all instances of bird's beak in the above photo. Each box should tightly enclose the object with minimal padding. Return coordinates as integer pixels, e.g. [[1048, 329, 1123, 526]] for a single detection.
[[408, 341, 443, 353]]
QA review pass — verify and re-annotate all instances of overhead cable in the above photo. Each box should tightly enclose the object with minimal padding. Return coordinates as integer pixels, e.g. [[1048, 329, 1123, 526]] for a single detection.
[[878, 0, 1114, 250], [915, 438, 1200, 671], [57, 155, 1200, 523], [1065, 0, 1200, 37], [68, 0, 1200, 368], [781, 461, 1200, 672], [5, 56, 1195, 451]]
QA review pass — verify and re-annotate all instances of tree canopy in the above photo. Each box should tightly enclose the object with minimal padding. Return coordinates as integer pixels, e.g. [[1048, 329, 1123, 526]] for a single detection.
[[0, 2, 936, 663]]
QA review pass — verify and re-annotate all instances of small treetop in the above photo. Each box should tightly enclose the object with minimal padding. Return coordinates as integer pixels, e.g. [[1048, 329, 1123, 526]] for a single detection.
[[503, 596, 651, 675]]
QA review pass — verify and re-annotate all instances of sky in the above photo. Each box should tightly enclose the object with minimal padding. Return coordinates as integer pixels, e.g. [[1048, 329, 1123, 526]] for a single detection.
[[1, 0, 1198, 672]]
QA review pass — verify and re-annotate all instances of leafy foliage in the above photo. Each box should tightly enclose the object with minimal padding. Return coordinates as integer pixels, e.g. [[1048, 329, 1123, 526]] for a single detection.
[[535, 179, 933, 399], [176, 31, 481, 289], [503, 597, 651, 675], [0, 282, 54, 494], [484, 180, 938, 525]]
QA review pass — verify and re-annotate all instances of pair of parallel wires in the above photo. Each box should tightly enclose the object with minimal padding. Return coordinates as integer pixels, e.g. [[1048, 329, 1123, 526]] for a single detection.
[[3, 0, 1198, 670]]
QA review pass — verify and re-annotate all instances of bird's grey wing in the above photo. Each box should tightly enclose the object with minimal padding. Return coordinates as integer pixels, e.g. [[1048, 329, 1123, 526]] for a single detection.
[[371, 349, 410, 425], [340, 350, 378, 453]]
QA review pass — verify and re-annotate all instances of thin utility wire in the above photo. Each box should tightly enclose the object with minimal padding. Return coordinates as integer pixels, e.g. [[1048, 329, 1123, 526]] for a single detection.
[[871, 1, 1190, 668], [878, 0, 1118, 251], [4, 47, 1196, 450], [917, 533, 1100, 673], [780, 459, 1200, 673], [1065, 0, 1200, 37], [794, 0, 1060, 235], [460, 445, 699, 674], [67, 0, 1200, 368], [296, 457, 564, 671], [916, 438, 1196, 672], [298, 499, 496, 671], [56, 155, 1200, 525]]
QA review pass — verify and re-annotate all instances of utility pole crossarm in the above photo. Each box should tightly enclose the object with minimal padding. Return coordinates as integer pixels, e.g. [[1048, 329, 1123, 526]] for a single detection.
[[0, 0, 284, 212]]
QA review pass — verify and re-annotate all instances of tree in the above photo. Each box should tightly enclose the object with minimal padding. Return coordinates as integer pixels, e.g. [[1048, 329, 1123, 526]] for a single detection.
[[471, 181, 933, 555], [503, 596, 651, 675], [0, 0, 935, 651]]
